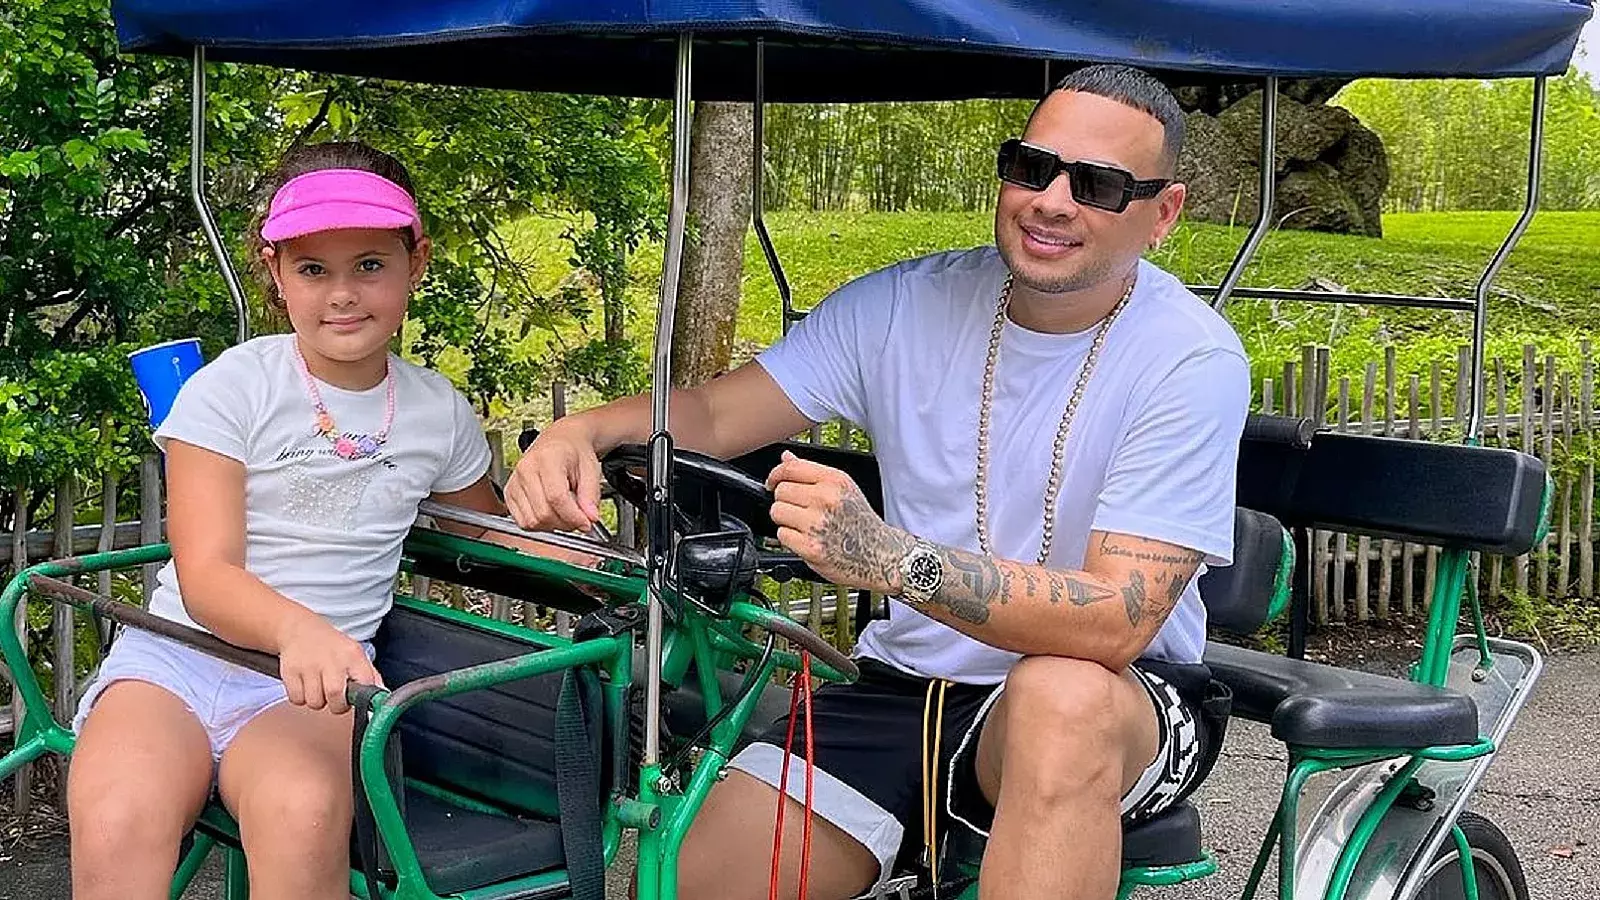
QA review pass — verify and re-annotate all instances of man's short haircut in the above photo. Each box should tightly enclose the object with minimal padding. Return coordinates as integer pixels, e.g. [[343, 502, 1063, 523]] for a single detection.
[[1039, 64, 1185, 175]]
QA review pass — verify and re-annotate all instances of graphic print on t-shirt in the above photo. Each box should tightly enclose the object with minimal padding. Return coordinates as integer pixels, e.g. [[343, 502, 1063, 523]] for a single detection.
[[281, 462, 377, 531]]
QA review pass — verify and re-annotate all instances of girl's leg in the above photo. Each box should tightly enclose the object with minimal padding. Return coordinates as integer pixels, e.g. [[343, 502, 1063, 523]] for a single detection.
[[69, 681, 215, 900], [217, 701, 355, 900]]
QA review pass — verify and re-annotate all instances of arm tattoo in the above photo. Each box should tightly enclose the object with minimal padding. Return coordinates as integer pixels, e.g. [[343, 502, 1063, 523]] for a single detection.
[[1122, 570, 1147, 625], [811, 491, 914, 590], [934, 552, 1002, 624], [1060, 575, 1117, 606], [1097, 535, 1206, 568], [1098, 534, 1203, 627]]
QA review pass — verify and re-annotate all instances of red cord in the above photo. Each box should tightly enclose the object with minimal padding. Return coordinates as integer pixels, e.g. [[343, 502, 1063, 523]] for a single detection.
[[799, 652, 815, 900], [768, 662, 803, 900], [768, 651, 816, 900]]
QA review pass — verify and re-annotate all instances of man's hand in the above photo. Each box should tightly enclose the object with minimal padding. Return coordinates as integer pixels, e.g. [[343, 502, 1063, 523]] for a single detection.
[[765, 450, 914, 594], [505, 419, 606, 532]]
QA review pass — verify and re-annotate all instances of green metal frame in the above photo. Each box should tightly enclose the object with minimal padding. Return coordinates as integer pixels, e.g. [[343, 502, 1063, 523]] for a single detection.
[[0, 485, 1538, 900]]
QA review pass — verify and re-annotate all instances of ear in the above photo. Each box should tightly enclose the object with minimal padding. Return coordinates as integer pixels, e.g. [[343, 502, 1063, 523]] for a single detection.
[[408, 236, 433, 289], [261, 244, 286, 296], [1149, 182, 1186, 246]]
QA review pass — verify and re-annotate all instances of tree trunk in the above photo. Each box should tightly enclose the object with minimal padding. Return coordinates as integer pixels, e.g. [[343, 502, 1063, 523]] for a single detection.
[[670, 102, 753, 389]]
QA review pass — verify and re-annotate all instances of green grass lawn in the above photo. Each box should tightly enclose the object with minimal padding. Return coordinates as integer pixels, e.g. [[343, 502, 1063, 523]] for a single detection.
[[496, 209, 1600, 427]]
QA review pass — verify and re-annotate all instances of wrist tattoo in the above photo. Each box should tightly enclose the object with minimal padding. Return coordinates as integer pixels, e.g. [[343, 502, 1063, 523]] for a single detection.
[[810, 490, 914, 591]]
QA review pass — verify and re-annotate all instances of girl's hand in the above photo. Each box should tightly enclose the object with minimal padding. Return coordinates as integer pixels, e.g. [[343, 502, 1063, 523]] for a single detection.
[[275, 615, 384, 715]]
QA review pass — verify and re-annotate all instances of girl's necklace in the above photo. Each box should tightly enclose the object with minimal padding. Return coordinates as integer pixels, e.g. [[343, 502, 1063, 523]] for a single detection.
[[292, 343, 395, 461]]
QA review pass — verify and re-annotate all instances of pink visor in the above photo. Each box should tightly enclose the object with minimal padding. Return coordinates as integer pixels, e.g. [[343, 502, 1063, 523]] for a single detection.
[[260, 168, 422, 242]]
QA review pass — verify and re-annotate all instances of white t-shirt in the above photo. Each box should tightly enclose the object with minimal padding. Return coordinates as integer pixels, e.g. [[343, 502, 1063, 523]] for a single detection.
[[756, 248, 1250, 683], [151, 334, 491, 641]]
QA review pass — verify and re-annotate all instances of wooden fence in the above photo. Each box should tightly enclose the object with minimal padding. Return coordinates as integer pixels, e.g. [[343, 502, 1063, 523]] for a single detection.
[[2, 344, 1596, 810], [1263, 341, 1597, 625]]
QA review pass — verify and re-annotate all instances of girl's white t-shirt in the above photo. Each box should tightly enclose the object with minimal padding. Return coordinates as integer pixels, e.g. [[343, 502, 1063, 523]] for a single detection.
[[757, 248, 1251, 683], [151, 334, 491, 641]]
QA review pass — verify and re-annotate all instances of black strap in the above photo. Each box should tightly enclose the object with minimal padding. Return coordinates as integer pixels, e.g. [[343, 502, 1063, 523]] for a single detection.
[[556, 668, 606, 900], [351, 687, 390, 900]]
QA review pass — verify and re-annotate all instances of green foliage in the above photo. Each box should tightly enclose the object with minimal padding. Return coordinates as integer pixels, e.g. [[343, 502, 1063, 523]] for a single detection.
[[1336, 70, 1600, 212], [756, 72, 1600, 215], [0, 0, 664, 520], [761, 101, 1031, 212]]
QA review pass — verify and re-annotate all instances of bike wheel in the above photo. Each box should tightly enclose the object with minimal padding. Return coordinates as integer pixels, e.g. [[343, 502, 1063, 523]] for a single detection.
[[1413, 811, 1528, 900]]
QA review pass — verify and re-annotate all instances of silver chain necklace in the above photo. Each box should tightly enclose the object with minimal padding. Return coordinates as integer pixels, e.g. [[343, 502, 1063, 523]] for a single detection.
[[975, 273, 1135, 564]]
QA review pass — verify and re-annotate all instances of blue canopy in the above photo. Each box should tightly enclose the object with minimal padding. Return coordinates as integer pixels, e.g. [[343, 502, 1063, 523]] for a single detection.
[[114, 0, 1593, 100]]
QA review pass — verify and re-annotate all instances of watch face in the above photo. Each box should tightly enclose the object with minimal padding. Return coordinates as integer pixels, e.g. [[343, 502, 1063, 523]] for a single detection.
[[905, 549, 941, 592]]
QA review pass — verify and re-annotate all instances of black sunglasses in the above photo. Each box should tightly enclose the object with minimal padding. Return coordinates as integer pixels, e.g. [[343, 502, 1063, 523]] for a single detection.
[[996, 139, 1170, 213]]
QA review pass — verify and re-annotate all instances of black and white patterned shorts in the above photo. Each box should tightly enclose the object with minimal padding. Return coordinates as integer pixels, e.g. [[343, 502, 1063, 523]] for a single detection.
[[727, 658, 1213, 889]]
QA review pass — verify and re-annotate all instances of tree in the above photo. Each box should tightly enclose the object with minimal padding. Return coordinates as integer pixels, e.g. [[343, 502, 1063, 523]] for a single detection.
[[670, 102, 753, 388]]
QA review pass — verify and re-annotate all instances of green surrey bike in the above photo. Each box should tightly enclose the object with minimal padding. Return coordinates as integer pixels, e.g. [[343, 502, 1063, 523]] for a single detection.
[[2, 1, 1587, 898]]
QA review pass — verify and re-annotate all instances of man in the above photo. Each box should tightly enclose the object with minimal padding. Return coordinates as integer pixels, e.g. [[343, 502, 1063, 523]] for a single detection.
[[507, 64, 1250, 900]]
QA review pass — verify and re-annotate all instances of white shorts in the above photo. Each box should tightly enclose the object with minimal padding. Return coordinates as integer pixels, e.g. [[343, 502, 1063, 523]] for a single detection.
[[73, 628, 365, 762]]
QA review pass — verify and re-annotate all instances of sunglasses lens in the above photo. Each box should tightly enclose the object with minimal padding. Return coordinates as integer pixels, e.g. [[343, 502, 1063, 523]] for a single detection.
[[998, 141, 1058, 190], [1072, 163, 1131, 210]]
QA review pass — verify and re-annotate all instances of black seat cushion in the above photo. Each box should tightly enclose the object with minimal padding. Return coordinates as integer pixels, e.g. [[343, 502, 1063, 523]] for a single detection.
[[374, 603, 592, 817], [403, 784, 568, 896], [1237, 432, 1546, 556], [1204, 642, 1478, 748], [1197, 508, 1292, 634], [1122, 801, 1204, 868], [193, 784, 569, 898]]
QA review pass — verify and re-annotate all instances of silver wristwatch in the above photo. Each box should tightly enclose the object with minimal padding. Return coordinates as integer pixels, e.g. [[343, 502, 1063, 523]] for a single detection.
[[898, 540, 944, 606]]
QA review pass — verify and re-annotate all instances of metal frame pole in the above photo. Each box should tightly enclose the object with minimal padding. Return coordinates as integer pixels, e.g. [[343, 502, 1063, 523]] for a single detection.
[[751, 40, 795, 335], [1467, 76, 1546, 443], [643, 33, 694, 768], [1212, 76, 1278, 313], [190, 46, 250, 345]]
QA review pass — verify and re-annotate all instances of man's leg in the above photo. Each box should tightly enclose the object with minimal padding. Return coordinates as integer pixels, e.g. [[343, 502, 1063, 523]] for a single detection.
[[675, 769, 881, 900], [972, 656, 1160, 900]]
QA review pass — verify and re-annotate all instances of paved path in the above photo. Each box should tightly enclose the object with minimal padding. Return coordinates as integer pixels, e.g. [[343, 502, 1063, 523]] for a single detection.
[[3, 651, 1594, 899]]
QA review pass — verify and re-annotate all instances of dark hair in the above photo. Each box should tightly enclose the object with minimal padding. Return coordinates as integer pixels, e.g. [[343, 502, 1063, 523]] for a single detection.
[[1040, 64, 1185, 175], [250, 141, 419, 311]]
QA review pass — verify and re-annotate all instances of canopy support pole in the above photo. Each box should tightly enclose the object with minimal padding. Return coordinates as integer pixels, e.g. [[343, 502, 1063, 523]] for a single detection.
[[1467, 76, 1545, 443], [190, 46, 249, 345], [1211, 76, 1278, 313], [752, 41, 795, 335], [643, 33, 694, 769]]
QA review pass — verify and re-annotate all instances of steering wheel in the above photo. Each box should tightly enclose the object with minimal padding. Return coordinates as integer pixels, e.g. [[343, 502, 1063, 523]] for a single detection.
[[600, 443, 858, 680], [600, 443, 775, 537]]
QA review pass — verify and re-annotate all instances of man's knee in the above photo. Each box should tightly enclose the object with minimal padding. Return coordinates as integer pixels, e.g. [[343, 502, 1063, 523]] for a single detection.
[[995, 656, 1132, 795], [1004, 655, 1125, 742]]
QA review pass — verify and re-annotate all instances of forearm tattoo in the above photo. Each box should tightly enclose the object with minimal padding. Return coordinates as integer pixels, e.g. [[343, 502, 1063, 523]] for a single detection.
[[803, 487, 1200, 634], [1099, 534, 1203, 626], [918, 545, 1118, 626]]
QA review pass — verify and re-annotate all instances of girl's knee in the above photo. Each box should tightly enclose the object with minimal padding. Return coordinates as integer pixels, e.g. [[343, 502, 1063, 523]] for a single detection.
[[239, 776, 353, 845], [69, 780, 192, 856]]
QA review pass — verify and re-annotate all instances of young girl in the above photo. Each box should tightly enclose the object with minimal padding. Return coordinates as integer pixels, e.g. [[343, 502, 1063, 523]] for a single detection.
[[68, 142, 535, 900]]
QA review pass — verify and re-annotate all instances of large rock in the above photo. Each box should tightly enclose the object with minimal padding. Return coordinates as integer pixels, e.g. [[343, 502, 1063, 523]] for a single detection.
[[1174, 86, 1389, 237]]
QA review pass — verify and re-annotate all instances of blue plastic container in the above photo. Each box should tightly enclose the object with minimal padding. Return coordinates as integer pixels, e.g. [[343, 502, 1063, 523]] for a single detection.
[[128, 338, 204, 429]]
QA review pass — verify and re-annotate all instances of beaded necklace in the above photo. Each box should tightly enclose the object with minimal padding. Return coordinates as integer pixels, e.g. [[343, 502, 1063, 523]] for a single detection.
[[974, 273, 1135, 564], [292, 343, 395, 460]]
